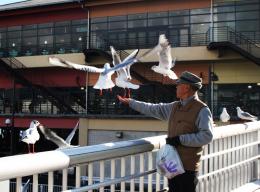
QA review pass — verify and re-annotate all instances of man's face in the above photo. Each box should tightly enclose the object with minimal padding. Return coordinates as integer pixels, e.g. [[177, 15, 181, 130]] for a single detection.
[[176, 83, 190, 99]]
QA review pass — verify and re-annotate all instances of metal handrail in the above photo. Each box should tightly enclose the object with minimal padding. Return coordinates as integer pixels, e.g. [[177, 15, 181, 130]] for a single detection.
[[207, 26, 260, 58]]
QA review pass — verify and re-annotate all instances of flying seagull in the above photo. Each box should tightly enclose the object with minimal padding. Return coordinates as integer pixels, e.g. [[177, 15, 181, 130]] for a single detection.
[[142, 34, 178, 80], [110, 46, 139, 97], [236, 107, 258, 121], [49, 57, 115, 95], [39, 121, 79, 149], [20, 120, 41, 153], [49, 50, 138, 95], [220, 107, 230, 122]]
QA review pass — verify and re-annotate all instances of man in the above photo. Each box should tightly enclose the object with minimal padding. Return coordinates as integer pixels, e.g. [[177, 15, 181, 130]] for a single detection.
[[117, 71, 213, 192]]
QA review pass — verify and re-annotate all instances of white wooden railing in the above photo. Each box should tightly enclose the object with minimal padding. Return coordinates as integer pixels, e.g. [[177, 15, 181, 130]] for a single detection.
[[0, 121, 260, 192]]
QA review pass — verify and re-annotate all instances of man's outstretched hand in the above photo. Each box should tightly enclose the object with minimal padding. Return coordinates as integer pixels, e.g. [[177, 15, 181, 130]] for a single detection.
[[117, 95, 131, 105]]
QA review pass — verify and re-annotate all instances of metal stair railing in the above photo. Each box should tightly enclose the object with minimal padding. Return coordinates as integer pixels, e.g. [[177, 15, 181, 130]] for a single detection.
[[206, 26, 260, 62], [0, 58, 78, 114]]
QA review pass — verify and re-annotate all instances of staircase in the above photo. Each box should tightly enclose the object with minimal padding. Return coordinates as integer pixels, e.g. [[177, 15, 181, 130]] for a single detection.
[[206, 26, 260, 65], [0, 58, 78, 114]]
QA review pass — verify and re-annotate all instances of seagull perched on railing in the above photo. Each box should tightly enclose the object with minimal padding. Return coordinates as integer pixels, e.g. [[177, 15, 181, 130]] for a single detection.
[[20, 120, 41, 153], [141, 34, 178, 80], [236, 107, 258, 121], [39, 121, 79, 149], [110, 46, 139, 98], [220, 107, 230, 122]]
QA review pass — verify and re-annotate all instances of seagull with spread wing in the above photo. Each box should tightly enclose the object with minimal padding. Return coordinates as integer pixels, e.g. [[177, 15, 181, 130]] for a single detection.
[[110, 46, 139, 98], [142, 34, 177, 80], [20, 120, 41, 153], [49, 50, 139, 95], [49, 57, 115, 95], [39, 121, 79, 149], [236, 107, 258, 121]]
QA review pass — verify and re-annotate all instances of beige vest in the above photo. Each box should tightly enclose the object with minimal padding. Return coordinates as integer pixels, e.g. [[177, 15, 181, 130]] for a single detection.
[[168, 98, 206, 171]]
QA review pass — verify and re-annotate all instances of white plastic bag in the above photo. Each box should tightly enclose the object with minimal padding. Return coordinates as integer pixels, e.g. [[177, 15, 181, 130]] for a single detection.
[[156, 144, 185, 179]]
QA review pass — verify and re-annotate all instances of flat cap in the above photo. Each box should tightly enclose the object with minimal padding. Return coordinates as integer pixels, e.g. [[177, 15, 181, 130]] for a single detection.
[[176, 71, 202, 89]]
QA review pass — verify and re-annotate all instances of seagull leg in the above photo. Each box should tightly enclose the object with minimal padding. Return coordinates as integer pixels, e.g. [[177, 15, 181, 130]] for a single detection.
[[110, 88, 113, 93], [99, 89, 103, 96], [32, 144, 35, 153], [27, 144, 30, 153], [127, 88, 131, 98], [123, 89, 126, 98]]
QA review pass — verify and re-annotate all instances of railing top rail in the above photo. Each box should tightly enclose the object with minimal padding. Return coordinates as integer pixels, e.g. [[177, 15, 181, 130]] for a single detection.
[[213, 121, 260, 139]]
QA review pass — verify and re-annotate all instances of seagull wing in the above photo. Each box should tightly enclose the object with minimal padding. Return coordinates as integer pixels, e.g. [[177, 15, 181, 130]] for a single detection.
[[104, 49, 139, 75], [49, 57, 71, 68], [241, 111, 257, 119], [110, 46, 123, 77], [137, 34, 167, 60], [49, 56, 105, 73], [121, 49, 139, 79], [64, 60, 105, 73], [21, 179, 30, 192], [65, 121, 79, 145], [110, 46, 122, 66], [39, 125, 68, 148]]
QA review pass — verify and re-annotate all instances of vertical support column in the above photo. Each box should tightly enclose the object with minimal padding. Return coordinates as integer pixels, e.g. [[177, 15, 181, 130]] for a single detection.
[[111, 159, 115, 192], [130, 155, 135, 192], [121, 157, 126, 192], [100, 160, 104, 192], [48, 171, 53, 192], [62, 169, 68, 191], [88, 163, 93, 192], [16, 177, 21, 192], [76, 166, 81, 188], [139, 154, 144, 192], [33, 174, 38, 192]]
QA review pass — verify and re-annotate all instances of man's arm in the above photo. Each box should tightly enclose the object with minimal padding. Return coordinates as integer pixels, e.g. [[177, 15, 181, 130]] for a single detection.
[[179, 107, 213, 147], [117, 95, 174, 121]]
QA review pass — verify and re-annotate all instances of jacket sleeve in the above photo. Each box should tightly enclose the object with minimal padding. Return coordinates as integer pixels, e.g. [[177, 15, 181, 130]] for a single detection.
[[129, 99, 175, 121], [179, 107, 214, 147]]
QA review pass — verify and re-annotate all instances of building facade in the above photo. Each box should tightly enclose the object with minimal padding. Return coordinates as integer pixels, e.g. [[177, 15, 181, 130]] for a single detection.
[[0, 0, 259, 154]]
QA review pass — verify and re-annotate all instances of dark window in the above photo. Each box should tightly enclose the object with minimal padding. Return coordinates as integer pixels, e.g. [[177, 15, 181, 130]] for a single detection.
[[148, 18, 168, 26], [91, 23, 107, 31], [169, 10, 189, 16], [108, 15, 126, 22], [236, 11, 259, 20], [55, 26, 71, 34], [91, 17, 107, 23], [22, 37, 37, 46], [38, 22, 53, 28], [38, 28, 53, 36], [128, 20, 147, 28], [108, 21, 127, 30], [148, 11, 168, 18], [236, 20, 259, 31], [213, 13, 235, 22], [128, 13, 147, 20], [191, 15, 210, 23], [191, 8, 210, 14], [22, 29, 37, 37], [169, 16, 189, 25]]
